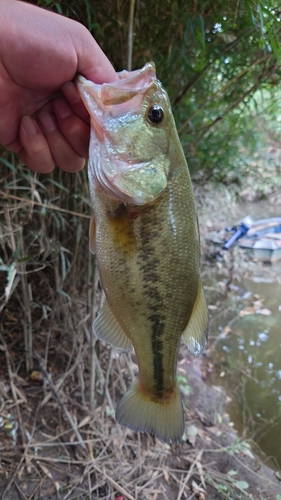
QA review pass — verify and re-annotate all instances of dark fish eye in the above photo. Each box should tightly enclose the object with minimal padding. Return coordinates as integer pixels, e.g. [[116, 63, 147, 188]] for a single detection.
[[147, 105, 164, 124]]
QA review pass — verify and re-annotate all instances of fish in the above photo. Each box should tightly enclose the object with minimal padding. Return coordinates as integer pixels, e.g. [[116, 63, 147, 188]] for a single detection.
[[76, 62, 208, 443]]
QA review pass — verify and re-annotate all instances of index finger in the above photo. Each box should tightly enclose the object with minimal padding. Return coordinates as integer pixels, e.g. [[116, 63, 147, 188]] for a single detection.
[[62, 82, 89, 122], [75, 26, 118, 84]]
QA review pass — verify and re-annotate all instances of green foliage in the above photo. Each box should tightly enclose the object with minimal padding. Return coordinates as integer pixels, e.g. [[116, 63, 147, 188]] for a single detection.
[[30, 0, 281, 183], [177, 374, 191, 395]]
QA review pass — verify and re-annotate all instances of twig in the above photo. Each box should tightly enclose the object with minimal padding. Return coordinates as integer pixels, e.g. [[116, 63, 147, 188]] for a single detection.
[[0, 331, 26, 450], [168, 471, 191, 493], [173, 28, 256, 107], [20, 437, 108, 449], [0, 190, 91, 219], [127, 0, 135, 70], [92, 463, 135, 500], [14, 482, 28, 500], [186, 493, 196, 500], [176, 459, 196, 500], [4, 204, 16, 252], [103, 348, 113, 404], [205, 311, 242, 354], [39, 341, 84, 409], [20, 232, 33, 372], [0, 344, 38, 498], [22, 455, 90, 465], [178, 54, 268, 134], [136, 471, 163, 493], [33, 350, 87, 452]]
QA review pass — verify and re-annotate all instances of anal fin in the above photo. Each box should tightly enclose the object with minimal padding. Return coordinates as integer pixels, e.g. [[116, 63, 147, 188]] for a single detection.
[[94, 301, 133, 353], [182, 283, 209, 356]]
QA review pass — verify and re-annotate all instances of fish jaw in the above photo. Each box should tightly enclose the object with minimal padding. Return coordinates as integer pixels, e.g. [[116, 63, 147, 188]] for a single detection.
[[76, 63, 170, 205]]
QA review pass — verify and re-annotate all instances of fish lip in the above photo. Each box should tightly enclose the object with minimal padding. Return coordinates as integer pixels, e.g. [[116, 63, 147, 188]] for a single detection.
[[76, 62, 156, 109], [76, 61, 155, 89]]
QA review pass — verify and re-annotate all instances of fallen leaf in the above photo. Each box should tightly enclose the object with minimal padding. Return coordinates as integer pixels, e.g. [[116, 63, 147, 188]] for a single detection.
[[223, 325, 232, 335], [187, 424, 198, 446], [256, 308, 271, 316], [78, 415, 92, 428], [239, 307, 255, 317], [36, 462, 53, 479], [191, 480, 207, 499], [163, 468, 170, 484]]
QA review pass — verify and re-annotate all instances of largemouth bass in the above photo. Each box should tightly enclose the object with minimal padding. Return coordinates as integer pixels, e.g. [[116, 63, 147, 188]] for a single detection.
[[76, 62, 208, 443]]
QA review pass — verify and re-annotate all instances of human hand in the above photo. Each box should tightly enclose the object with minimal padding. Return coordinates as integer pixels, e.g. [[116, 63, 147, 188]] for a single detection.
[[0, 0, 117, 173]]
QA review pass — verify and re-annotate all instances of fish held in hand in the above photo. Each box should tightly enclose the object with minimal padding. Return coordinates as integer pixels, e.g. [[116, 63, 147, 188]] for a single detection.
[[76, 62, 208, 443]]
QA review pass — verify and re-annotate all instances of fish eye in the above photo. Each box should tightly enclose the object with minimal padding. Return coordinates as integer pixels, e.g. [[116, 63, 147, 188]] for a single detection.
[[147, 105, 164, 124]]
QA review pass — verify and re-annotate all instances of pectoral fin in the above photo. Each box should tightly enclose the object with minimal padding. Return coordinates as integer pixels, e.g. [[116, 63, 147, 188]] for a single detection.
[[89, 214, 96, 254], [182, 284, 209, 356], [107, 204, 136, 256], [93, 301, 133, 353]]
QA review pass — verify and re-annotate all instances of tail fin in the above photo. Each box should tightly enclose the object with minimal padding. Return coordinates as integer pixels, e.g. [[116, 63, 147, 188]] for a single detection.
[[115, 379, 184, 443]]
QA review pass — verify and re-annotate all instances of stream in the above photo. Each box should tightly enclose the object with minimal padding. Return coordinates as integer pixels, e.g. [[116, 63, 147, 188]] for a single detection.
[[203, 198, 281, 468]]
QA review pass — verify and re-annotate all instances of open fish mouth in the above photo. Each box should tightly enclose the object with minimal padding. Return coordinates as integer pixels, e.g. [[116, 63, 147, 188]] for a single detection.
[[76, 62, 156, 109]]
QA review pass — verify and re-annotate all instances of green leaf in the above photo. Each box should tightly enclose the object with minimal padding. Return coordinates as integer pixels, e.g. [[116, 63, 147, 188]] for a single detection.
[[227, 470, 237, 476], [177, 375, 191, 395], [240, 442, 255, 460], [275, 471, 281, 481], [47, 178, 70, 193], [5, 262, 17, 301], [235, 481, 249, 490], [187, 424, 198, 445]]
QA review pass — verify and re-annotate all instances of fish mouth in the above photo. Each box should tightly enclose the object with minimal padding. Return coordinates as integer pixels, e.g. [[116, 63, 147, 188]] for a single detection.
[[76, 62, 156, 109]]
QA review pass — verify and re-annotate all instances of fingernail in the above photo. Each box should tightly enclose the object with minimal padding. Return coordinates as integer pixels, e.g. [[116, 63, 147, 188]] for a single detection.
[[54, 99, 72, 119], [39, 112, 56, 132], [22, 116, 38, 135]]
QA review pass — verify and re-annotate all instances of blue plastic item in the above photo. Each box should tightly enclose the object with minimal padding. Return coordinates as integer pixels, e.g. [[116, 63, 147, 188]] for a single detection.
[[223, 222, 250, 250]]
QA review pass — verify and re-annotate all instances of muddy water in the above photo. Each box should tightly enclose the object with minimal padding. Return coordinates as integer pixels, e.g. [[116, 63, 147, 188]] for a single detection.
[[204, 201, 281, 467]]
